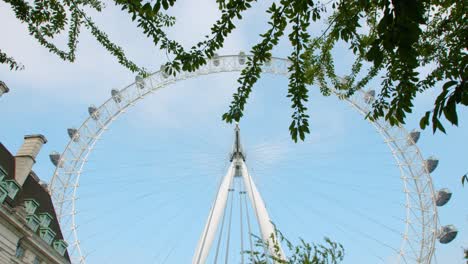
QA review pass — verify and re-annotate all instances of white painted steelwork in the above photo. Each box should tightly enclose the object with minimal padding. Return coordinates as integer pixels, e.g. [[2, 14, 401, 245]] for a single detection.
[[193, 163, 236, 264], [240, 160, 284, 259], [193, 125, 284, 264], [49, 55, 440, 264]]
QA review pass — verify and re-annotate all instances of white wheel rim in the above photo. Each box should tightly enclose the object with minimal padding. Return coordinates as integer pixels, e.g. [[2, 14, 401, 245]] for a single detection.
[[48, 55, 438, 264]]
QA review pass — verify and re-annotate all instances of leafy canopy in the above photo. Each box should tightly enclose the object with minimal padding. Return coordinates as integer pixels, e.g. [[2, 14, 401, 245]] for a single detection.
[[2, 0, 467, 141]]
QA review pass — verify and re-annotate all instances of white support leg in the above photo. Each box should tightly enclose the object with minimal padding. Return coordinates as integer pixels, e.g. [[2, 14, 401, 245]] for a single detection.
[[193, 124, 284, 263], [241, 161, 285, 260], [192, 163, 235, 264]]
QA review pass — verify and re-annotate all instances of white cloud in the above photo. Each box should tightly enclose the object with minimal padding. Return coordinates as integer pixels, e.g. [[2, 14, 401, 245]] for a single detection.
[[0, 0, 247, 104]]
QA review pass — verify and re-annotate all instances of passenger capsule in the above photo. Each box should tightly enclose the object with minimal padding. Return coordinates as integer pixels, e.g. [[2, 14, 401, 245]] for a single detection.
[[407, 130, 421, 145], [49, 151, 61, 167], [238, 51, 246, 65], [111, 89, 122, 103], [88, 105, 99, 120], [67, 128, 80, 142], [364, 90, 376, 104], [424, 157, 439, 173], [135, 75, 145, 89], [160, 65, 169, 78], [435, 188, 452, 206], [213, 53, 220, 67], [438, 225, 458, 244]]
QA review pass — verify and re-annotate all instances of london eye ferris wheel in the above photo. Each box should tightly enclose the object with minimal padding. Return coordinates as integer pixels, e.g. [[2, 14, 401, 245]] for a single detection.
[[47, 54, 457, 264]]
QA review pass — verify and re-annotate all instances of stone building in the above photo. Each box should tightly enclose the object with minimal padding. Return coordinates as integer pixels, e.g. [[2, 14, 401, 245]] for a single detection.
[[0, 135, 70, 264]]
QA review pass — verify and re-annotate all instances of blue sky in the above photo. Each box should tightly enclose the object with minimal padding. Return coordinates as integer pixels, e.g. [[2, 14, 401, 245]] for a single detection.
[[0, 1, 467, 263]]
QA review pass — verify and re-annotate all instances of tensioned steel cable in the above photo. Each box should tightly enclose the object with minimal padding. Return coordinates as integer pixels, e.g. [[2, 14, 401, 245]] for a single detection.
[[243, 188, 254, 262], [78, 178, 210, 230], [268, 193, 396, 263], [263, 169, 405, 236], [81, 189, 200, 256]]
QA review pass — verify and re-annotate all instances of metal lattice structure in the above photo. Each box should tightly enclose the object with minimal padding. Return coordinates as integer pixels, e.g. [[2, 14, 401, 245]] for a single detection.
[[48, 54, 442, 264]]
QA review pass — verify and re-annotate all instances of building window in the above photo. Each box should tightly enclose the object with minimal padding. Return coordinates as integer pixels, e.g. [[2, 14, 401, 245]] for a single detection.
[[0, 166, 7, 182], [15, 243, 25, 259], [53, 239, 69, 256], [33, 256, 41, 264], [5, 179, 20, 199], [24, 199, 40, 214], [0, 166, 10, 203], [39, 227, 56, 245], [26, 214, 41, 232], [0, 184, 7, 203], [38, 213, 53, 228]]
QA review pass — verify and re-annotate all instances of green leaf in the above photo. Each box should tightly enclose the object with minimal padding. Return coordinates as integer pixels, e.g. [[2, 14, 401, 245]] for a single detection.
[[433, 118, 446, 134], [443, 99, 458, 126], [420, 111, 430, 129], [162, 0, 169, 10], [442, 80, 457, 91]]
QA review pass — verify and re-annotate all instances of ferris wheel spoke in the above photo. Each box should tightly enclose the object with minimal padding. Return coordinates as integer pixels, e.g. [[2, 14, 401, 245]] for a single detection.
[[250, 158, 398, 186], [80, 161, 228, 187], [255, 165, 405, 213], [270, 189, 401, 261], [80, 187, 203, 258], [292, 185, 402, 236], [261, 182, 402, 253], [249, 147, 397, 169], [258, 173, 408, 250], [77, 170, 221, 202], [77, 179, 218, 231]]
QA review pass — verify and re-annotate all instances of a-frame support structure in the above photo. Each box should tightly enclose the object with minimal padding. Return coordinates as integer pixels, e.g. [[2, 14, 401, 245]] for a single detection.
[[192, 124, 284, 264]]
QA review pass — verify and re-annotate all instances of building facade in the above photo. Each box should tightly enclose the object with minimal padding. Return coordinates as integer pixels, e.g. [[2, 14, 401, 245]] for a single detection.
[[0, 135, 70, 264]]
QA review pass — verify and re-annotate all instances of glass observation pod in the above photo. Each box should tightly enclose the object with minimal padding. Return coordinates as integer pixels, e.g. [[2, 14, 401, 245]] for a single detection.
[[364, 90, 376, 104], [135, 75, 145, 89], [213, 53, 220, 67], [160, 65, 169, 78], [111, 89, 122, 103], [435, 188, 452, 206], [407, 129, 421, 145], [88, 105, 99, 120], [67, 128, 80, 142], [238, 51, 246, 65], [438, 225, 458, 244], [49, 151, 62, 167], [424, 156, 439, 173]]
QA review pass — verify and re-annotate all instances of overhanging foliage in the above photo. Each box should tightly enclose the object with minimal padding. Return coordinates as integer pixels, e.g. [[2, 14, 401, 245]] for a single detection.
[[2, 0, 466, 141]]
